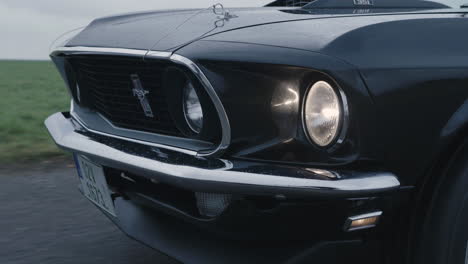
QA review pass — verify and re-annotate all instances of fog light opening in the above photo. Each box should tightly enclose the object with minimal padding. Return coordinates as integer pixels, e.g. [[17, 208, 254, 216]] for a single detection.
[[195, 193, 232, 218], [344, 211, 382, 232]]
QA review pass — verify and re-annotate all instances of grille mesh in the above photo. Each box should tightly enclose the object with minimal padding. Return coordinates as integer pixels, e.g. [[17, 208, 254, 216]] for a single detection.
[[70, 56, 183, 137]]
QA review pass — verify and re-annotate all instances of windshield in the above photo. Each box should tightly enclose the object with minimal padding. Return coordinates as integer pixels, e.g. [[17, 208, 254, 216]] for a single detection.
[[301, 0, 466, 9]]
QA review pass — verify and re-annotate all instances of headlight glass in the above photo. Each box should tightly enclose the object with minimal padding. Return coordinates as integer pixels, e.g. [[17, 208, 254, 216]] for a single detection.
[[183, 81, 203, 133], [76, 83, 81, 103], [303, 81, 342, 147]]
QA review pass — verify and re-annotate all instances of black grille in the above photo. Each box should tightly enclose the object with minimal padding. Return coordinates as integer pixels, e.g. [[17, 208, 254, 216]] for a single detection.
[[69, 56, 183, 137]]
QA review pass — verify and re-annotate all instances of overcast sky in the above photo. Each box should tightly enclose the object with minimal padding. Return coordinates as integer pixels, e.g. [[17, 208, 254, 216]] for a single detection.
[[0, 0, 271, 60]]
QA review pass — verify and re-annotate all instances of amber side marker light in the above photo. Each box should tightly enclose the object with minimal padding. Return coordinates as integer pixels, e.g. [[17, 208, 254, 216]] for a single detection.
[[344, 211, 382, 232]]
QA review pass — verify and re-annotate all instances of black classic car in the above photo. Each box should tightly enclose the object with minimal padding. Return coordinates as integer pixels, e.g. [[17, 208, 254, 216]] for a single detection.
[[45, 0, 468, 263]]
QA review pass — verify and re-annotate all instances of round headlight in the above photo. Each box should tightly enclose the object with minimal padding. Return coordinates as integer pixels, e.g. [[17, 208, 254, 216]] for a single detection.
[[303, 81, 343, 147], [183, 81, 203, 134]]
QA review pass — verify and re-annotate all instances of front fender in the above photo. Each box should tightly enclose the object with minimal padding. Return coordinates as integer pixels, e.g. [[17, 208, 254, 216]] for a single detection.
[[175, 40, 380, 168]]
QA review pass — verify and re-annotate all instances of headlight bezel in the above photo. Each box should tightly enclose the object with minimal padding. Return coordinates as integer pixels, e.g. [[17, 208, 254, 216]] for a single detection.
[[301, 79, 349, 149], [162, 65, 222, 142]]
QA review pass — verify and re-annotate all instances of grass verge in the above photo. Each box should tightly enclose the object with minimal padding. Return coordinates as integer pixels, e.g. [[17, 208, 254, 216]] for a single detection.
[[0, 60, 70, 164]]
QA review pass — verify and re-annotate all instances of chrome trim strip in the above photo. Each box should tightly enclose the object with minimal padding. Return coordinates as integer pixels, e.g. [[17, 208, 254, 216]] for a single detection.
[[51, 46, 172, 59], [301, 78, 350, 149], [45, 112, 401, 196], [50, 46, 231, 157], [344, 211, 383, 232]]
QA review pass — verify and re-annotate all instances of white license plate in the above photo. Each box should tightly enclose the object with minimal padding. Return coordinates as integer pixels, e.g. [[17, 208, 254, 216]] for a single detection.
[[75, 155, 116, 217]]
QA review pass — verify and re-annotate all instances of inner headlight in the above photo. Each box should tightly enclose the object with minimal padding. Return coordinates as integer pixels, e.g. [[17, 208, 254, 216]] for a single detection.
[[76, 83, 81, 103], [303, 81, 344, 147], [183, 81, 203, 134]]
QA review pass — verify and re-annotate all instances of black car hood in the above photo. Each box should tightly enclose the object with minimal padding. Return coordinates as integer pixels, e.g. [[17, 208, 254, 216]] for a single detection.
[[67, 7, 316, 51], [66, 6, 457, 52], [201, 8, 467, 70]]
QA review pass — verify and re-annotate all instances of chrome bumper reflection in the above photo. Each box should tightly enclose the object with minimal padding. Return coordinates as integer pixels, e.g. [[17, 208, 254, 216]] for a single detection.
[[45, 112, 400, 198]]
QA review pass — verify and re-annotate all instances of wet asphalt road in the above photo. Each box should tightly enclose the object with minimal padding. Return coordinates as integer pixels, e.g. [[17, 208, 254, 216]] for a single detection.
[[0, 159, 177, 264]]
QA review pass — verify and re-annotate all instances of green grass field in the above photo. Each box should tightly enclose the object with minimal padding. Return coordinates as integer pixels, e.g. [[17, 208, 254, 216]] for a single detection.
[[0, 60, 70, 164]]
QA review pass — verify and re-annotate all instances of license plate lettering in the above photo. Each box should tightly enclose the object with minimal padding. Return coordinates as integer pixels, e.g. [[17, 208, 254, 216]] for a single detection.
[[75, 156, 116, 216]]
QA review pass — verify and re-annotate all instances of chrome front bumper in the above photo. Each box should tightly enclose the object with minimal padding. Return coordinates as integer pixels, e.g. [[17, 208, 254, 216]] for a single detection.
[[45, 112, 400, 198]]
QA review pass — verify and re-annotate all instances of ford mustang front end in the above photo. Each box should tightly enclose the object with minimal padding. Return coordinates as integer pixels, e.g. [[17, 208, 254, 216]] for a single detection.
[[45, 1, 468, 263]]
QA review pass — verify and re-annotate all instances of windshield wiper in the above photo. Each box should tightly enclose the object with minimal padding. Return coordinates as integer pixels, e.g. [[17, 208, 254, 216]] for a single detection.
[[461, 4, 468, 8]]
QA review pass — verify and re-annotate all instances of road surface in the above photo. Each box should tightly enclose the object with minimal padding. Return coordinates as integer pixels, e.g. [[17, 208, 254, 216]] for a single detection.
[[0, 159, 177, 264]]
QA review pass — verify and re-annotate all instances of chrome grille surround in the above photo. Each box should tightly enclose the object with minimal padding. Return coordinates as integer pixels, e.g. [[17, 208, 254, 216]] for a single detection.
[[50, 46, 231, 157]]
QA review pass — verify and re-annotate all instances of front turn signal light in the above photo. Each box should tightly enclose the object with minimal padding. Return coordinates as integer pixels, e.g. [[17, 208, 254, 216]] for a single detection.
[[344, 211, 382, 232]]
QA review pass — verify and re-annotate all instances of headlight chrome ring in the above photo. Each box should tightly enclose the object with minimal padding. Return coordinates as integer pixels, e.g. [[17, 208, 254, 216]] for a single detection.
[[302, 80, 349, 148]]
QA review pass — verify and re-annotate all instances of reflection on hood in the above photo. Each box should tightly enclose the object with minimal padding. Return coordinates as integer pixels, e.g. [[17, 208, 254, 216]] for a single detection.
[[302, 0, 453, 9], [266, 0, 316, 7]]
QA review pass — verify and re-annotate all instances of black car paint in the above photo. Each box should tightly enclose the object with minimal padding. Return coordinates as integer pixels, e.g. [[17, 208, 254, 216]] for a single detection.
[[186, 11, 468, 187], [67, 7, 468, 188], [67, 6, 461, 51], [61, 4, 468, 263], [99, 192, 386, 264], [177, 43, 375, 165], [67, 7, 321, 51], [46, 111, 400, 263], [108, 178, 399, 264]]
